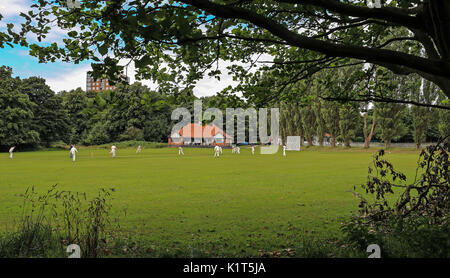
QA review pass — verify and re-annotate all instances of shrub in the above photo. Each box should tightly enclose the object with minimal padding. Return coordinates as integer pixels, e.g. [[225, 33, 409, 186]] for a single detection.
[[82, 121, 111, 145], [342, 138, 450, 258], [0, 185, 117, 258], [118, 126, 144, 141]]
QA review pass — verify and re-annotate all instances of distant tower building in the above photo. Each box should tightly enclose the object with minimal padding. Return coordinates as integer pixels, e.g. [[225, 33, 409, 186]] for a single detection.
[[86, 72, 130, 92], [86, 73, 115, 92]]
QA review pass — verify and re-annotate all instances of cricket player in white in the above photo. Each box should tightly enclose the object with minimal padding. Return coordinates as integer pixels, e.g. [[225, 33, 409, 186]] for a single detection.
[[214, 145, 220, 158], [219, 146, 223, 154], [178, 146, 184, 155], [251, 146, 255, 155], [110, 145, 117, 158], [236, 146, 240, 154], [9, 146, 15, 159], [136, 145, 142, 154], [283, 145, 287, 156], [70, 146, 78, 162]]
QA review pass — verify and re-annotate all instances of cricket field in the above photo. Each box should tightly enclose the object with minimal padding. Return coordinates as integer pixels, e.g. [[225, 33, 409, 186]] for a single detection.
[[0, 146, 420, 256]]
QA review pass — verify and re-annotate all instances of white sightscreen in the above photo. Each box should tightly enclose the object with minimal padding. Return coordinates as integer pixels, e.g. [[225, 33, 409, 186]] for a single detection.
[[286, 136, 301, 151]]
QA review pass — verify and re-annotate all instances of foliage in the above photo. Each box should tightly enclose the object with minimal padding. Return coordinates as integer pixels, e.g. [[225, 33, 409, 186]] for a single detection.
[[82, 121, 111, 146], [2, 0, 450, 105], [375, 103, 407, 148], [321, 101, 341, 148], [343, 139, 450, 257], [22, 77, 70, 146], [61, 88, 89, 144], [0, 185, 117, 258], [411, 79, 439, 148], [0, 66, 40, 148], [339, 103, 360, 147], [280, 102, 303, 145], [300, 104, 316, 147]]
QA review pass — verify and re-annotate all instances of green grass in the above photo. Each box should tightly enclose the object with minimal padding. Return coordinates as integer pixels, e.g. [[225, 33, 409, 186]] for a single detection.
[[0, 146, 421, 256]]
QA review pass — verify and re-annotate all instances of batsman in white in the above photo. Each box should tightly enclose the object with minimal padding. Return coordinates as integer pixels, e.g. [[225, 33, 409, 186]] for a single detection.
[[70, 146, 78, 162], [214, 145, 221, 158], [136, 145, 142, 154], [9, 146, 15, 159], [110, 145, 117, 158], [178, 146, 184, 155]]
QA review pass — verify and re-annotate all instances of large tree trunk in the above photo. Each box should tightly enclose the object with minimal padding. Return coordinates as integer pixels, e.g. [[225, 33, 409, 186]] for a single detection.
[[364, 117, 377, 149]]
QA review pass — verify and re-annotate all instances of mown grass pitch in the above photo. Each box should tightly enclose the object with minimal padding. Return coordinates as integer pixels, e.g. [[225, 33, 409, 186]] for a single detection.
[[0, 146, 420, 256]]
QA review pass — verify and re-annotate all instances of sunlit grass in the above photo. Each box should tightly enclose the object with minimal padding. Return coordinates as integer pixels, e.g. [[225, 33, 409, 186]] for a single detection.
[[0, 146, 420, 256]]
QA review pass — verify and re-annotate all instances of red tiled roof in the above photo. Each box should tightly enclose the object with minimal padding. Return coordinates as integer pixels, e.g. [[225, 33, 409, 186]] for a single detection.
[[177, 123, 231, 138]]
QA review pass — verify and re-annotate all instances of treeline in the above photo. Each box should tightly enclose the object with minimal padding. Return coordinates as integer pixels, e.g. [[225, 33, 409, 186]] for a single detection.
[[279, 68, 450, 149], [0, 66, 185, 150], [2, 64, 449, 151], [281, 99, 448, 148]]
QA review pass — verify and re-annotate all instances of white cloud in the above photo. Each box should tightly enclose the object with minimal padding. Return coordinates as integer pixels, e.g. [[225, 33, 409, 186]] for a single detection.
[[1, 1, 274, 97], [0, 0, 29, 19], [117, 59, 239, 97], [43, 53, 273, 95], [45, 64, 91, 92]]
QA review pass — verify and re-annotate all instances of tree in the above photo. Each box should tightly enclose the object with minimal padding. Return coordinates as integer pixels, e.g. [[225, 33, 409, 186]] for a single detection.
[[0, 66, 39, 147], [22, 77, 70, 146], [437, 107, 450, 139], [2, 0, 449, 108], [339, 103, 360, 148], [313, 98, 326, 146], [61, 88, 89, 144], [104, 83, 173, 142], [373, 69, 417, 148], [361, 103, 377, 149], [300, 104, 316, 147], [411, 79, 439, 148], [280, 102, 303, 145], [321, 101, 340, 148], [376, 103, 407, 149], [83, 121, 110, 146]]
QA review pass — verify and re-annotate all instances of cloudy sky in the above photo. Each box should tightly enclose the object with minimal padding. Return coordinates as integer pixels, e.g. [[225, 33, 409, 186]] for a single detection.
[[0, 0, 244, 97]]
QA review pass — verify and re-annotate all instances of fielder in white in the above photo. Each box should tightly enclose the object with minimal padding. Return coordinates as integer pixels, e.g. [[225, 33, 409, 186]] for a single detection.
[[251, 146, 255, 155], [178, 146, 184, 155], [283, 145, 287, 157], [110, 145, 117, 158], [219, 146, 223, 154], [70, 146, 78, 162], [214, 145, 220, 158], [136, 145, 142, 154], [9, 146, 15, 159], [236, 146, 240, 154]]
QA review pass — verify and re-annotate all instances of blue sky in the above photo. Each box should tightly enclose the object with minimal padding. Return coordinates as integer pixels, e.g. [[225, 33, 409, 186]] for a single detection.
[[0, 0, 246, 95], [0, 0, 95, 92]]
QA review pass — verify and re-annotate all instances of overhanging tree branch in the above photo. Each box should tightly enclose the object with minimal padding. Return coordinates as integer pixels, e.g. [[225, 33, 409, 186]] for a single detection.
[[179, 0, 450, 97]]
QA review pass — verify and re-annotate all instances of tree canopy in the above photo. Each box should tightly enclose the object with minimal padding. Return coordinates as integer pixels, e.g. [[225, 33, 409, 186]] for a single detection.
[[1, 0, 449, 108]]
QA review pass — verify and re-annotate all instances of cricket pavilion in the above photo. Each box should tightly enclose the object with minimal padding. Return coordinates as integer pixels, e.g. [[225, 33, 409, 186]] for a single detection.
[[168, 123, 233, 147]]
